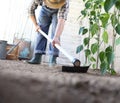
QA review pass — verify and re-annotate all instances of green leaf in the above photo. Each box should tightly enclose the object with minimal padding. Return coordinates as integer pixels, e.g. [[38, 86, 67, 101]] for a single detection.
[[115, 24, 120, 35], [100, 13, 110, 28], [83, 28, 88, 35], [102, 30, 108, 43], [106, 51, 114, 65], [99, 51, 106, 62], [90, 56, 96, 62], [85, 1, 91, 9], [92, 64, 96, 69], [105, 46, 114, 64], [85, 49, 91, 57], [109, 69, 116, 75], [100, 61, 108, 75], [110, 14, 118, 28], [115, 1, 120, 10], [83, 37, 90, 46], [90, 10, 96, 16], [76, 45, 83, 53], [105, 46, 113, 52], [79, 27, 88, 35], [90, 23, 99, 37], [81, 9, 87, 17], [91, 43, 99, 54], [94, 0, 104, 4], [115, 37, 120, 45], [79, 27, 84, 35], [104, 0, 118, 12]]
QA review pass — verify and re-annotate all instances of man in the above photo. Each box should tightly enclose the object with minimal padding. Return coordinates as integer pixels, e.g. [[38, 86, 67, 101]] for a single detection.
[[27, 0, 69, 65]]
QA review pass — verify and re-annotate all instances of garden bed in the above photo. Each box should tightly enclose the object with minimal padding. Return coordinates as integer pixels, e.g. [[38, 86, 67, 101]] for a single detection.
[[0, 60, 120, 103]]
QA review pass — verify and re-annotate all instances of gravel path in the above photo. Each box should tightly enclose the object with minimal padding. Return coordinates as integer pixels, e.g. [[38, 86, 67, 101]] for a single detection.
[[0, 60, 120, 103]]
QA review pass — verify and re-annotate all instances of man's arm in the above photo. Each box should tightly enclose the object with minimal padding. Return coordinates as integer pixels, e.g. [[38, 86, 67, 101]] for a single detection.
[[30, 15, 41, 31], [52, 0, 69, 46], [52, 18, 65, 46], [28, 0, 42, 31]]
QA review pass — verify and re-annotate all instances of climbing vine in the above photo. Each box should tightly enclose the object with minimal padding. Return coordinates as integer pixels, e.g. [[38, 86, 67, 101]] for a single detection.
[[77, 0, 120, 75]]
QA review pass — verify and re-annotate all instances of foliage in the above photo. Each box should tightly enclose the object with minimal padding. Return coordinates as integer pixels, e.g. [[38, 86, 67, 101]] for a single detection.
[[77, 0, 120, 75]]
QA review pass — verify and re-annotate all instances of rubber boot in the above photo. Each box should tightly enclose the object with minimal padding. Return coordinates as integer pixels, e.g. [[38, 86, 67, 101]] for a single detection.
[[49, 55, 57, 66], [28, 53, 42, 64]]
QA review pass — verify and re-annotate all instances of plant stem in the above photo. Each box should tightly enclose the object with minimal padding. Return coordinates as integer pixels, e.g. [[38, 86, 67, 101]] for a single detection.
[[96, 25, 100, 69]]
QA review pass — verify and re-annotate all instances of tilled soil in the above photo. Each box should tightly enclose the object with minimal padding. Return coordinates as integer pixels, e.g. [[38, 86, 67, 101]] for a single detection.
[[0, 60, 120, 103]]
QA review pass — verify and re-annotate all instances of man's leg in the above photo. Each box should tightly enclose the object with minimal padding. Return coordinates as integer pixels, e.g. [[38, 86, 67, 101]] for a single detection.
[[49, 13, 59, 66], [28, 7, 51, 64]]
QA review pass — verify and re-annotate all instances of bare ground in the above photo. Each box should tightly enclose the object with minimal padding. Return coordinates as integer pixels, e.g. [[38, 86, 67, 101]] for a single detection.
[[0, 60, 120, 103]]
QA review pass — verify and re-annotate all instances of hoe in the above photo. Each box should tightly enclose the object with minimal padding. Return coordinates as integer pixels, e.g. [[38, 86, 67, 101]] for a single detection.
[[38, 29, 89, 73]]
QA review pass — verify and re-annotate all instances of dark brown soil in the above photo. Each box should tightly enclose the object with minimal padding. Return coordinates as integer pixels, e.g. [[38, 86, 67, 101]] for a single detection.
[[0, 60, 120, 103]]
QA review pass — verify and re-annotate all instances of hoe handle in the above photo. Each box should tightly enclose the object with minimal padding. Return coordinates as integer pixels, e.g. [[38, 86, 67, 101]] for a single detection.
[[38, 29, 80, 66]]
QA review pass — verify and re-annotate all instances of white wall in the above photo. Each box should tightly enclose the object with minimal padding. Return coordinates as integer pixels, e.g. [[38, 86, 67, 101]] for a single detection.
[[0, 0, 34, 43]]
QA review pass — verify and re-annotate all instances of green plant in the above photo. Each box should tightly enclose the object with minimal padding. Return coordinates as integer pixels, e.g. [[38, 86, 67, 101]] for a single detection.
[[77, 0, 120, 75]]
